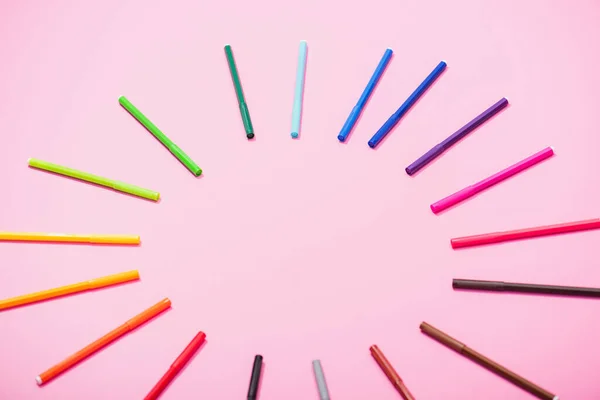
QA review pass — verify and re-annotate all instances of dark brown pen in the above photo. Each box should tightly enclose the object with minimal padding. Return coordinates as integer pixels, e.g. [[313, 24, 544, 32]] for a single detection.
[[370, 345, 415, 400], [420, 322, 558, 400]]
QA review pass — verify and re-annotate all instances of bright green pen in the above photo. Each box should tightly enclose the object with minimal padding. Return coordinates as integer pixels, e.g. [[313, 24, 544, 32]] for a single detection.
[[119, 96, 202, 176], [224, 45, 255, 139], [28, 158, 160, 201]]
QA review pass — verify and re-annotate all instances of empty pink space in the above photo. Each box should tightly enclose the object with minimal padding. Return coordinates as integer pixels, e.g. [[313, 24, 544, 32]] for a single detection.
[[1, 0, 600, 399]]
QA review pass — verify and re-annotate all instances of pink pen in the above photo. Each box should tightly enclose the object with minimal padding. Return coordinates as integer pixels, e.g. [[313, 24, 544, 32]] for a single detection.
[[431, 146, 554, 214]]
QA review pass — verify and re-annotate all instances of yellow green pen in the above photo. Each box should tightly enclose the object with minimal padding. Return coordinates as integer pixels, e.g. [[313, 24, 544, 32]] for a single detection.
[[28, 158, 159, 201]]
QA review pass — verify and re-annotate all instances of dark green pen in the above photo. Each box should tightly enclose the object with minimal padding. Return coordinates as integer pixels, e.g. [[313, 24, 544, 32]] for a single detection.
[[224, 45, 255, 139]]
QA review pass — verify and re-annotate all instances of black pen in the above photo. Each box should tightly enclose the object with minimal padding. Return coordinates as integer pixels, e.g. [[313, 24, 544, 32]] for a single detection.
[[247, 355, 263, 400]]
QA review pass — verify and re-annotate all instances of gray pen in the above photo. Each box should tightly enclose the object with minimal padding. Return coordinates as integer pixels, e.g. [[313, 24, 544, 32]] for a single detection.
[[312, 360, 331, 400]]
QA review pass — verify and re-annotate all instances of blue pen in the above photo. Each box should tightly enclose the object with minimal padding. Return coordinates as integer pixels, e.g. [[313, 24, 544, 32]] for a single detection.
[[337, 48, 393, 143], [368, 60, 447, 148], [291, 41, 308, 139]]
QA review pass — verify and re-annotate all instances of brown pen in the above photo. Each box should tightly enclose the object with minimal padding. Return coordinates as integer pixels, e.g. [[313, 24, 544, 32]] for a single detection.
[[420, 322, 559, 400], [370, 345, 415, 400]]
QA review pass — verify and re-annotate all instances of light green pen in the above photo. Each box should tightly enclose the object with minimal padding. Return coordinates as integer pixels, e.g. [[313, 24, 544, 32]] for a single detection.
[[28, 158, 160, 201], [119, 96, 202, 176]]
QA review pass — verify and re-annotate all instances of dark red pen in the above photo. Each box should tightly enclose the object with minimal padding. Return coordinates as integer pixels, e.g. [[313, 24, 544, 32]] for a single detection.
[[370, 345, 415, 400], [144, 331, 206, 400]]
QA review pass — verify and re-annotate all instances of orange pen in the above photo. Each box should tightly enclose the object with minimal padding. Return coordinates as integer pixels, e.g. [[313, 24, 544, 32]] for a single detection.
[[0, 270, 140, 311], [36, 298, 171, 385]]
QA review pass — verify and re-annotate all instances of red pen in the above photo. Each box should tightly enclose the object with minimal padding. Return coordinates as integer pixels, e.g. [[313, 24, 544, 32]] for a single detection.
[[144, 331, 206, 400], [451, 218, 600, 249]]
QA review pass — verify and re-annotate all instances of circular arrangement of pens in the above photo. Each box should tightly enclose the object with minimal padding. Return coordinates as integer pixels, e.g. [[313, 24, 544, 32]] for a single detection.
[[3, 42, 596, 400]]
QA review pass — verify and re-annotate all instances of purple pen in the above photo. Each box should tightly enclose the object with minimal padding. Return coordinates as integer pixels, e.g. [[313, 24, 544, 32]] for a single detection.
[[405, 98, 509, 176]]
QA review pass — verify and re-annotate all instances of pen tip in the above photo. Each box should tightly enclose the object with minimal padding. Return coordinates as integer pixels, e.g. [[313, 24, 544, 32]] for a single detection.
[[247, 133, 255, 139], [291, 132, 299, 139]]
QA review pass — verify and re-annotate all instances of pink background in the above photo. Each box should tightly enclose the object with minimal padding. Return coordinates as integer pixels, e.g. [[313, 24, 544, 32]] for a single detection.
[[1, 0, 599, 399]]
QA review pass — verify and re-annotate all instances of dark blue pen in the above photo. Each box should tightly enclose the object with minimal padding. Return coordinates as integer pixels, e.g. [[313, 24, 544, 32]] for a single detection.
[[368, 60, 447, 149], [337, 48, 393, 142], [405, 97, 508, 175]]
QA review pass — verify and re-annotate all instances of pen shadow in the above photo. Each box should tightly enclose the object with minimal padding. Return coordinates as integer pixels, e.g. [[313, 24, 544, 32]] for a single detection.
[[3, 278, 140, 314], [37, 305, 172, 388], [339, 52, 395, 144], [407, 103, 511, 178], [370, 65, 447, 151], [292, 45, 309, 140], [154, 339, 208, 394], [120, 104, 203, 178], [432, 151, 555, 217], [29, 167, 161, 204]]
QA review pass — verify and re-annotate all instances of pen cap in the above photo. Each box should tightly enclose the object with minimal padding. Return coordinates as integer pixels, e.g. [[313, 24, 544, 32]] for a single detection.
[[89, 270, 140, 289], [89, 235, 140, 244], [112, 181, 160, 201], [126, 298, 171, 330], [453, 279, 504, 291], [420, 322, 465, 353]]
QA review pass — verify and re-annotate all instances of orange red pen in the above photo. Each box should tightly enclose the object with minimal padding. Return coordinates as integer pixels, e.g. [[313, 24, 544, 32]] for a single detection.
[[36, 298, 171, 385], [144, 331, 207, 400], [0, 270, 139, 311]]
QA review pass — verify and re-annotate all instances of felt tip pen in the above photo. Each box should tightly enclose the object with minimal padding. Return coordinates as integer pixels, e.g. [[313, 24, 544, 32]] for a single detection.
[[36, 299, 171, 385], [225, 45, 255, 139], [405, 97, 508, 175], [453, 278, 600, 298], [119, 96, 202, 176], [338, 48, 393, 142], [28, 158, 160, 201], [431, 146, 554, 214], [420, 322, 558, 400], [370, 345, 415, 400], [144, 331, 207, 400], [451, 217, 600, 248], [368, 61, 446, 148], [312, 360, 331, 400], [0, 232, 140, 245], [291, 40, 308, 139], [247, 355, 263, 400], [0, 271, 139, 311]]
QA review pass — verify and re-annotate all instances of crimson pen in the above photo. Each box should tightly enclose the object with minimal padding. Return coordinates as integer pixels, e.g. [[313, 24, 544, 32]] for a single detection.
[[144, 331, 206, 400]]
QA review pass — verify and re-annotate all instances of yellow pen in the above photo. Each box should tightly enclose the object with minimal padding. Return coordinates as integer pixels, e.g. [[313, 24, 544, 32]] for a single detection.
[[0, 232, 140, 244], [0, 270, 140, 311]]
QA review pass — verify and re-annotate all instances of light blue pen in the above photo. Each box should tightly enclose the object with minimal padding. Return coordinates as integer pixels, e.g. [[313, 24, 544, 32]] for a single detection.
[[337, 48, 393, 142], [291, 40, 308, 139]]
